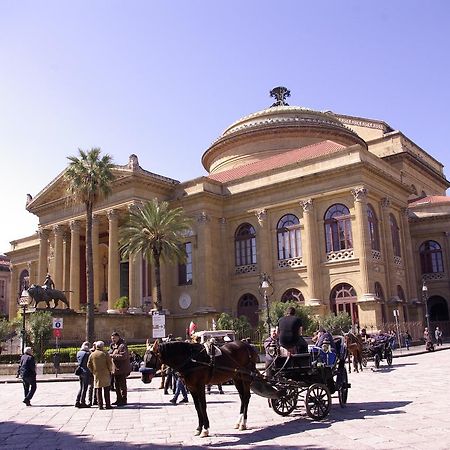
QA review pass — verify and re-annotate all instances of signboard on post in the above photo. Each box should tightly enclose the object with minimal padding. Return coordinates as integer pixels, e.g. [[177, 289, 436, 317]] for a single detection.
[[52, 318, 63, 329], [53, 328, 62, 338], [152, 312, 166, 338]]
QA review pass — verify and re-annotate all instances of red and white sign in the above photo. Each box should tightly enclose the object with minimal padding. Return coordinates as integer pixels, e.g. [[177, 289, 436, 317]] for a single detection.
[[53, 329, 62, 338]]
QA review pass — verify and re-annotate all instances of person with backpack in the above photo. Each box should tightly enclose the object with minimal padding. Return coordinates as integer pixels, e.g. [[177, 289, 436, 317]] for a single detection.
[[75, 341, 93, 408]]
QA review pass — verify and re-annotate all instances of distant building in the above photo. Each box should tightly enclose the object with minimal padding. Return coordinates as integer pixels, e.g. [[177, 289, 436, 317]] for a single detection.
[[5, 89, 450, 335], [0, 254, 11, 318]]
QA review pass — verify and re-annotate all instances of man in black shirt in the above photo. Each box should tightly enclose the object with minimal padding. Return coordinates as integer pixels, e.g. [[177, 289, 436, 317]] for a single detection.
[[277, 306, 308, 353]]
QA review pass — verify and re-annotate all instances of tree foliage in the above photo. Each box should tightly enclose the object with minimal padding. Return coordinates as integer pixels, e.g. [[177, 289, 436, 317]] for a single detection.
[[216, 313, 252, 338], [319, 312, 352, 334], [26, 311, 53, 362], [0, 319, 13, 342], [65, 147, 114, 342], [119, 199, 192, 311], [269, 300, 317, 335]]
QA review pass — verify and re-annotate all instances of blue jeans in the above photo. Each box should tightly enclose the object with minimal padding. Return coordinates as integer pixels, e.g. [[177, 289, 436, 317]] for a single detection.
[[173, 377, 188, 401]]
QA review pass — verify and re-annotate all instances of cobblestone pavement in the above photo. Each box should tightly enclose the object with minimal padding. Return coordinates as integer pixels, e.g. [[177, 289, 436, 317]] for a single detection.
[[0, 348, 449, 449]]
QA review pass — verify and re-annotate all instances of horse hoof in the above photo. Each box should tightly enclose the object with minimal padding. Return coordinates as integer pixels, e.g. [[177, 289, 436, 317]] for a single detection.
[[234, 423, 240, 429], [239, 424, 247, 431], [200, 430, 209, 438], [194, 430, 201, 436]]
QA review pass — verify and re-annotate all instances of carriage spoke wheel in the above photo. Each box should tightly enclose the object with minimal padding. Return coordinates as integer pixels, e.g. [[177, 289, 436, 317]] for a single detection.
[[386, 349, 393, 366], [362, 356, 368, 367], [305, 383, 331, 420], [269, 387, 298, 417], [337, 369, 349, 407]]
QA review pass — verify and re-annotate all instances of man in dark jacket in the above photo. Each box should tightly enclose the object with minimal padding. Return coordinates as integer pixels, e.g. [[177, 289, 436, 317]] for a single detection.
[[18, 347, 37, 406], [277, 306, 308, 353], [110, 332, 131, 406]]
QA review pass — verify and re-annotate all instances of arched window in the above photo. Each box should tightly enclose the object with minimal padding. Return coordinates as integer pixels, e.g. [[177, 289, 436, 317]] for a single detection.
[[235, 223, 256, 266], [324, 204, 353, 253], [330, 283, 359, 325], [281, 288, 305, 304], [237, 293, 259, 327], [367, 204, 380, 251], [390, 214, 401, 257], [277, 214, 302, 260], [19, 269, 30, 293], [420, 240, 444, 274], [375, 282, 387, 323]]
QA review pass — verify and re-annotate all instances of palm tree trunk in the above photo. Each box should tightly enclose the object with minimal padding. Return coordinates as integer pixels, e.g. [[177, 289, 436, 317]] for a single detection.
[[153, 250, 162, 311], [86, 202, 95, 342]]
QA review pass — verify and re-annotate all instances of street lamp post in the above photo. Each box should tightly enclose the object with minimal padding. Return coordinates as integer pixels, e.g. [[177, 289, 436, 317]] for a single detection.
[[18, 290, 31, 354], [101, 256, 108, 302], [422, 280, 431, 333], [259, 273, 274, 337]]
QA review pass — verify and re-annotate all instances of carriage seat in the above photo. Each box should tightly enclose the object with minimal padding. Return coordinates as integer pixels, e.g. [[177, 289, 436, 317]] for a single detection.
[[274, 352, 311, 369]]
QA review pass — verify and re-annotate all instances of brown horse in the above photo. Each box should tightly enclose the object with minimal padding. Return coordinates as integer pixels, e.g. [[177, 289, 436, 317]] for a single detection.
[[150, 339, 260, 437], [344, 332, 363, 373]]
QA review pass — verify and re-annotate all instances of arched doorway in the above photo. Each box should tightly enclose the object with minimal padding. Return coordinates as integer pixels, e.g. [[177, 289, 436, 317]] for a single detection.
[[237, 293, 259, 327], [428, 296, 449, 321], [281, 288, 305, 304], [330, 283, 359, 325]]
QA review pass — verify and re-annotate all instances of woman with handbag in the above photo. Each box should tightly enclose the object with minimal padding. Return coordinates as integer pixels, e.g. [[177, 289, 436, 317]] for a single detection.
[[75, 341, 93, 408]]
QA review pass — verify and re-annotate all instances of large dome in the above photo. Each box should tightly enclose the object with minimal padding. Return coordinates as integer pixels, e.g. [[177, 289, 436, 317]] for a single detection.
[[202, 89, 367, 174]]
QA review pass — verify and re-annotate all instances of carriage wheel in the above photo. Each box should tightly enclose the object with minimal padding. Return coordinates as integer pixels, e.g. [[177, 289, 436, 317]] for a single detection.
[[269, 387, 298, 416], [374, 353, 381, 369], [337, 369, 349, 407], [305, 384, 331, 420], [386, 348, 393, 366], [362, 356, 368, 367]]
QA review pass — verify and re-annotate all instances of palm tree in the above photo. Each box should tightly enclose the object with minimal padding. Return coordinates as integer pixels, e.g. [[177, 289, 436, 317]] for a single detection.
[[119, 199, 192, 311], [65, 148, 114, 342]]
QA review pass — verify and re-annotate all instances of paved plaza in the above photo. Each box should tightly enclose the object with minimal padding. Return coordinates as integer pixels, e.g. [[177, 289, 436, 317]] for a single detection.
[[0, 347, 449, 449]]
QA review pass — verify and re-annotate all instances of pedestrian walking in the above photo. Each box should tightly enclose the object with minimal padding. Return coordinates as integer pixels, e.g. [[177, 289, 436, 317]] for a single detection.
[[435, 326, 443, 346], [110, 331, 131, 406], [17, 347, 37, 406], [87, 340, 113, 410], [404, 331, 412, 350], [75, 341, 93, 408], [170, 374, 189, 404]]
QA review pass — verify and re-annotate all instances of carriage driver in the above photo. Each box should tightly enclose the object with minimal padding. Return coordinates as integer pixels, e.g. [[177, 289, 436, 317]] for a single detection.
[[42, 274, 55, 290], [276, 306, 308, 354], [316, 326, 336, 352]]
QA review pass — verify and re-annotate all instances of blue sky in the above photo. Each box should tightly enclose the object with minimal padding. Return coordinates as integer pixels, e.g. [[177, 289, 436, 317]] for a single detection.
[[1, 1, 449, 254]]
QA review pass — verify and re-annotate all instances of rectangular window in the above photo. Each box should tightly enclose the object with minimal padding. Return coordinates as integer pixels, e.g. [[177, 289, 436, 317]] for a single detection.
[[178, 242, 193, 285], [0, 280, 4, 298]]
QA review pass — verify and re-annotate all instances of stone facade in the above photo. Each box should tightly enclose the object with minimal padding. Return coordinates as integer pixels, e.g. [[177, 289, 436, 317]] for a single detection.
[[5, 91, 450, 339]]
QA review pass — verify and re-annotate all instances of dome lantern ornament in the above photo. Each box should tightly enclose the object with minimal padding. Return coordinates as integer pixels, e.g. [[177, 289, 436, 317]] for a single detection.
[[270, 86, 290, 107]]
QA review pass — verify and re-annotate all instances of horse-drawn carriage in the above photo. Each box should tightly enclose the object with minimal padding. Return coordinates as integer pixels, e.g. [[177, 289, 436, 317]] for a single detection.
[[260, 337, 351, 420], [361, 336, 393, 369]]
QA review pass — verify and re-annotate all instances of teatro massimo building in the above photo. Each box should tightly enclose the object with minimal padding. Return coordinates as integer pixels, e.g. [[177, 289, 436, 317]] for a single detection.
[[6, 88, 450, 341]]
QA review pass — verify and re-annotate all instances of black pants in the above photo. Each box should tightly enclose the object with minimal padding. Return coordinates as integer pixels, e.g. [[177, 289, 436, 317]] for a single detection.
[[95, 386, 111, 408], [76, 374, 93, 405], [22, 376, 37, 402], [113, 374, 128, 404]]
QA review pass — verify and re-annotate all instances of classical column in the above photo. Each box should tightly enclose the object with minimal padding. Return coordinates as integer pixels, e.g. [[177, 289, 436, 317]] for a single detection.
[[255, 209, 271, 275], [300, 199, 321, 304], [53, 225, 64, 289], [351, 187, 373, 300], [92, 215, 100, 304], [380, 197, 395, 300], [70, 220, 81, 310], [9, 265, 19, 319], [62, 232, 70, 292], [107, 210, 120, 309], [129, 251, 143, 307], [37, 228, 50, 284], [195, 211, 212, 310], [400, 207, 417, 305]]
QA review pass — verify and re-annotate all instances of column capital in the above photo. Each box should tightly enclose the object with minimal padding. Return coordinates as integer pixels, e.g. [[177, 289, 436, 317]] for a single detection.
[[53, 224, 64, 236], [107, 209, 119, 222], [92, 214, 101, 225], [38, 227, 50, 239], [255, 209, 267, 226], [70, 220, 81, 232], [401, 207, 410, 218], [351, 186, 368, 202], [197, 211, 210, 223], [299, 198, 314, 213], [381, 197, 391, 209]]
